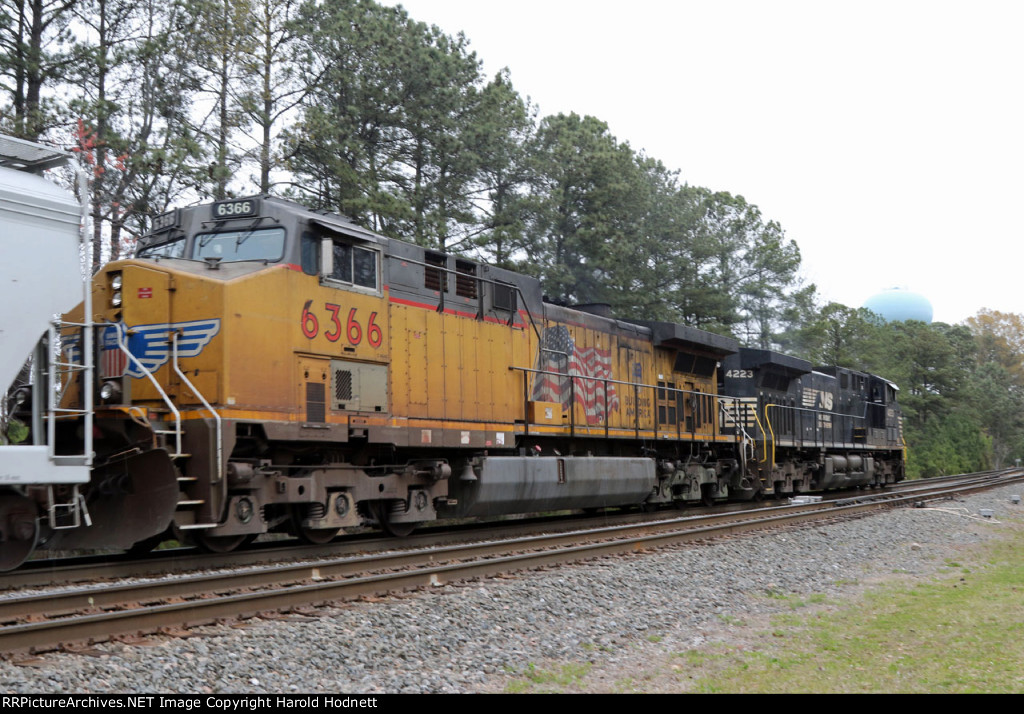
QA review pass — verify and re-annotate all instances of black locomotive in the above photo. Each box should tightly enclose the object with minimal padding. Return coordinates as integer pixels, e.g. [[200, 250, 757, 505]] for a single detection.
[[719, 348, 904, 495]]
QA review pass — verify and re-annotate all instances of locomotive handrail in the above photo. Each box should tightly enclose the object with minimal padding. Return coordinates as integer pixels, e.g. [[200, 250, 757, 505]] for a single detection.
[[716, 397, 768, 457], [171, 332, 223, 484], [511, 365, 719, 402], [113, 324, 183, 457], [764, 405, 779, 469], [391, 255, 543, 342], [717, 397, 761, 473], [764, 403, 870, 469], [510, 365, 723, 442], [749, 403, 770, 461], [766, 404, 869, 428]]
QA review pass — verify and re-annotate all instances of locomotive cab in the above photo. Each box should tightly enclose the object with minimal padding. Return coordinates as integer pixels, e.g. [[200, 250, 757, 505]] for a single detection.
[[719, 349, 813, 495]]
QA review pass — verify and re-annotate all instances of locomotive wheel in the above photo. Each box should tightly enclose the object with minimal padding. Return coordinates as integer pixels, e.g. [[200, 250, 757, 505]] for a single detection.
[[193, 531, 252, 554], [0, 491, 39, 572], [369, 501, 417, 538], [299, 527, 340, 544], [290, 506, 340, 545]]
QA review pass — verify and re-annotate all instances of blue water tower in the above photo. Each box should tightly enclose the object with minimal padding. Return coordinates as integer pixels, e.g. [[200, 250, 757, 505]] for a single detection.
[[863, 288, 934, 323]]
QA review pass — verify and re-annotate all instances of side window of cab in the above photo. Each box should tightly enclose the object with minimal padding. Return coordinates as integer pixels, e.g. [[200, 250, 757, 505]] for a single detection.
[[320, 235, 380, 293], [301, 232, 319, 275]]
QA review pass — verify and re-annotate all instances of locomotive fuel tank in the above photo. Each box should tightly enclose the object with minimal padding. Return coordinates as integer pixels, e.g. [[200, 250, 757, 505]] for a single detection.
[[446, 456, 657, 518]]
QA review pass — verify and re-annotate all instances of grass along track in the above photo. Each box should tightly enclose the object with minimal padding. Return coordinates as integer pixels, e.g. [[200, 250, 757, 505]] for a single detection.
[[500, 483, 1024, 693]]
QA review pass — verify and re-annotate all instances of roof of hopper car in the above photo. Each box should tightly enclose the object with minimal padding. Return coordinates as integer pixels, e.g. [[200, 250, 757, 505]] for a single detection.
[[0, 134, 71, 171]]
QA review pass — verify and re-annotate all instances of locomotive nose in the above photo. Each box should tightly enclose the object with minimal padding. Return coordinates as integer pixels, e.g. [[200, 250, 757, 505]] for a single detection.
[[94, 264, 172, 323]]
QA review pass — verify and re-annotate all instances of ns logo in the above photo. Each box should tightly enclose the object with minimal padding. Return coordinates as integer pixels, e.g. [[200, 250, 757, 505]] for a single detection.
[[804, 387, 834, 411]]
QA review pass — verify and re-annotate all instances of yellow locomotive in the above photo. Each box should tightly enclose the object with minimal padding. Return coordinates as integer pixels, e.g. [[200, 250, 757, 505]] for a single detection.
[[48, 195, 750, 553]]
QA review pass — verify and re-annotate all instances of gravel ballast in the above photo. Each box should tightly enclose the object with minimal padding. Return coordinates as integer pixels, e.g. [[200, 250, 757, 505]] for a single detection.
[[2, 485, 1021, 693]]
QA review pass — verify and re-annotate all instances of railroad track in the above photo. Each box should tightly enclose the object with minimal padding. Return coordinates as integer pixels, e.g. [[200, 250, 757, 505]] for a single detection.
[[4, 470, 996, 590], [3, 506, 733, 590], [2, 469, 1020, 657]]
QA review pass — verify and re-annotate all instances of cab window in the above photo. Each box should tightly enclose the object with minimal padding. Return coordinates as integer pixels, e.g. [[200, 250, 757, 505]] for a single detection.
[[193, 227, 285, 263], [138, 237, 185, 259], [326, 239, 378, 291], [301, 233, 319, 275]]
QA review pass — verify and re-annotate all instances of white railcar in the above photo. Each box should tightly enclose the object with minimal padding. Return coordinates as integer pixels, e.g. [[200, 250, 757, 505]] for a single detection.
[[0, 134, 93, 570]]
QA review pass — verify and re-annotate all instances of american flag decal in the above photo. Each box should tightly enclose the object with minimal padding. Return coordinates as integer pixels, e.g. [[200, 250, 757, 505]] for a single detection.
[[532, 325, 618, 425], [101, 336, 128, 378]]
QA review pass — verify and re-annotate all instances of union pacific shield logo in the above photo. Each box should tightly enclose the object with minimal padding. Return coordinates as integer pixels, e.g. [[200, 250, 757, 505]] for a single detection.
[[100, 320, 221, 378]]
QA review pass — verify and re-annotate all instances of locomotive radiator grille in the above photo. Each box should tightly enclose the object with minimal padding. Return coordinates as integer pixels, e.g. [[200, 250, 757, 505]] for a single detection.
[[335, 370, 353, 401], [306, 382, 326, 423]]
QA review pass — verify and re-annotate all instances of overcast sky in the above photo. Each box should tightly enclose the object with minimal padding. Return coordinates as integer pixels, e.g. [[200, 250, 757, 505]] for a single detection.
[[387, 0, 1023, 325]]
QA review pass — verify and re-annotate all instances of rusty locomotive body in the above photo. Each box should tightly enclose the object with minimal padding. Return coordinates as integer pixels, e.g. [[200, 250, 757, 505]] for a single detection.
[[1, 185, 905, 568]]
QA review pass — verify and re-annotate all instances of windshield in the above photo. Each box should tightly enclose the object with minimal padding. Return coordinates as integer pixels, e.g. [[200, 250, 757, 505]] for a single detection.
[[192, 227, 286, 263], [137, 237, 185, 259]]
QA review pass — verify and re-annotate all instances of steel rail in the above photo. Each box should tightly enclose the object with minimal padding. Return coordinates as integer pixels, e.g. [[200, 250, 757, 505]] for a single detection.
[[2, 470, 1021, 656], [3, 508, 743, 589], [6, 469, 1019, 591], [0, 502, 833, 622]]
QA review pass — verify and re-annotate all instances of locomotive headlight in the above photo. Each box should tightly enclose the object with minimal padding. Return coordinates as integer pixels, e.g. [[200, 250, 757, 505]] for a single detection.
[[99, 381, 122, 402], [111, 290, 122, 307], [110, 274, 122, 291]]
